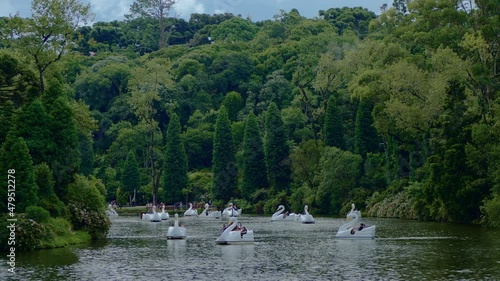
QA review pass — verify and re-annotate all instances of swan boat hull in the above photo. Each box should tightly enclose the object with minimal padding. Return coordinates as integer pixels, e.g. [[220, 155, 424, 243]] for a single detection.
[[300, 214, 315, 224], [216, 230, 254, 245], [167, 226, 186, 239], [335, 226, 376, 239]]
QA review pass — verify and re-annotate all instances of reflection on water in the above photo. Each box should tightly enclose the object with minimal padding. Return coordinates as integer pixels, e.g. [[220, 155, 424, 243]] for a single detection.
[[1, 215, 499, 280]]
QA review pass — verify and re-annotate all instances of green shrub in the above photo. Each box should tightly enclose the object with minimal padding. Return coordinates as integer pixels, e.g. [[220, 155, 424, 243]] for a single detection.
[[25, 206, 50, 223], [481, 194, 500, 227], [67, 175, 110, 239]]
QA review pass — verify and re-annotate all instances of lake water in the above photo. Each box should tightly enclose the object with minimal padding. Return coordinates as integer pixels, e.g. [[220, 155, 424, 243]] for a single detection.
[[1, 214, 499, 280]]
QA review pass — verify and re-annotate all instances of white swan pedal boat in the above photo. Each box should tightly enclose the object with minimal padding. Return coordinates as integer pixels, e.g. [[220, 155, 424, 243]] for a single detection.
[[216, 217, 254, 245], [336, 204, 376, 239], [199, 203, 221, 218], [222, 203, 242, 217], [183, 203, 198, 216], [271, 205, 299, 221], [159, 205, 169, 220], [299, 205, 315, 224], [167, 213, 186, 239]]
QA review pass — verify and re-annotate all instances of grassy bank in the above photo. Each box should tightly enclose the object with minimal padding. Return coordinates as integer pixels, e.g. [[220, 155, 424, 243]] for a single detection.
[[39, 218, 92, 249], [1, 215, 92, 252]]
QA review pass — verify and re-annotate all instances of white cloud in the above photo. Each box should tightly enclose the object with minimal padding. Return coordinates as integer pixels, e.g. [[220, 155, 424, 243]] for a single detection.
[[173, 0, 205, 19], [89, 0, 133, 22]]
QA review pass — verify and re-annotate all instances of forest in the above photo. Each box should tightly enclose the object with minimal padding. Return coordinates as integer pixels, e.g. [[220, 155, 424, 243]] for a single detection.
[[0, 0, 499, 247]]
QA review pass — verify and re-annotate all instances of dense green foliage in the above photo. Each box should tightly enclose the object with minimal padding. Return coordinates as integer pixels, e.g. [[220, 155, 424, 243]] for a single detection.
[[1, 0, 499, 230]]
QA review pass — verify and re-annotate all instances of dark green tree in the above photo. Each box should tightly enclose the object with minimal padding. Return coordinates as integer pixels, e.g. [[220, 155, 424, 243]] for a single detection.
[[212, 106, 238, 203], [323, 96, 345, 149], [423, 81, 483, 223], [121, 150, 141, 206], [221, 91, 244, 122], [354, 99, 379, 157], [34, 162, 65, 216], [265, 102, 291, 193], [163, 113, 188, 204], [0, 135, 38, 212], [43, 91, 80, 201], [11, 99, 54, 165], [79, 135, 94, 176], [242, 111, 268, 201]]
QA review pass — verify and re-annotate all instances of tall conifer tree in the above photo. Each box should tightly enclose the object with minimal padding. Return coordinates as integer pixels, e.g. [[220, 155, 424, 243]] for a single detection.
[[324, 96, 345, 149], [264, 102, 291, 193], [163, 113, 188, 203], [354, 99, 379, 157], [212, 106, 237, 203], [121, 150, 141, 206], [242, 111, 268, 200], [0, 135, 38, 212]]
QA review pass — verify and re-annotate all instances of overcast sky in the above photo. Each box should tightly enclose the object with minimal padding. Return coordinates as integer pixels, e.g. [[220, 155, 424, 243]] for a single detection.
[[1, 0, 390, 23]]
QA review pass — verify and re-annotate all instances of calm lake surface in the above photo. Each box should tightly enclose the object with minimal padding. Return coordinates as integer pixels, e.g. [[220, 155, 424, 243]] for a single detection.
[[2, 214, 499, 280]]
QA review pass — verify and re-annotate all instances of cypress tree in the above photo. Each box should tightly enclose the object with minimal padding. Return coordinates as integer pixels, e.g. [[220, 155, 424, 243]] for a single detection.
[[121, 150, 141, 206], [264, 102, 291, 193], [12, 99, 54, 165], [46, 96, 80, 201], [242, 111, 268, 200], [163, 113, 188, 204], [212, 106, 238, 203], [354, 99, 379, 157], [324, 95, 345, 149], [0, 135, 38, 212]]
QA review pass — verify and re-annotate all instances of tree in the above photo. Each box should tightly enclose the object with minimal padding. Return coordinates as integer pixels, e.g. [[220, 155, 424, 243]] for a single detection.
[[127, 0, 176, 49], [34, 162, 65, 216], [221, 91, 244, 122], [121, 150, 141, 206], [316, 146, 363, 214], [43, 85, 80, 201], [354, 99, 379, 157], [212, 106, 238, 203], [163, 113, 188, 204], [8, 0, 93, 94], [0, 135, 38, 212], [265, 102, 291, 193], [129, 57, 172, 205], [324, 96, 345, 149], [242, 111, 268, 201]]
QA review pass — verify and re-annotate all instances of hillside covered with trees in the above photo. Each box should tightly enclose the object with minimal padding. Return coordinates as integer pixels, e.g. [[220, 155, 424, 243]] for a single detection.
[[0, 0, 498, 243]]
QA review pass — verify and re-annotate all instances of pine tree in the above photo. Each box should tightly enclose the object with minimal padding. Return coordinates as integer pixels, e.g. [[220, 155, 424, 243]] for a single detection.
[[264, 102, 291, 193], [242, 111, 268, 200], [121, 150, 141, 206], [163, 113, 188, 204], [0, 135, 38, 212], [323, 96, 345, 149], [212, 106, 238, 203]]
